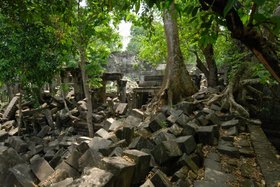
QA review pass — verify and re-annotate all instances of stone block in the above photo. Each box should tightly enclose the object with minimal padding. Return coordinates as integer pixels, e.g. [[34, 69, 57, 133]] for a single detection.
[[175, 135, 197, 154], [0, 146, 25, 182], [166, 115, 178, 125], [69, 167, 113, 187], [177, 154, 199, 174], [101, 156, 135, 187], [151, 130, 176, 145], [37, 125, 51, 138], [204, 158, 222, 171], [171, 166, 189, 182], [3, 96, 18, 120], [124, 115, 142, 127], [204, 168, 235, 185], [88, 137, 113, 156], [49, 148, 66, 168], [152, 141, 182, 165], [108, 120, 123, 131], [221, 119, 239, 129], [129, 136, 155, 150], [150, 169, 173, 187], [115, 126, 134, 144], [109, 147, 124, 157], [50, 178, 73, 187], [140, 179, 155, 187], [123, 149, 151, 184], [39, 169, 69, 187], [78, 149, 103, 171], [65, 149, 83, 171], [115, 103, 128, 115], [30, 155, 55, 182], [148, 113, 166, 132], [194, 180, 230, 187], [6, 136, 28, 153], [206, 113, 222, 125], [225, 126, 238, 136], [4, 163, 37, 187], [168, 124, 183, 137], [197, 115, 210, 126], [176, 114, 191, 127], [130, 108, 144, 119], [196, 125, 218, 145], [96, 128, 119, 142], [75, 141, 89, 154], [181, 121, 199, 136], [56, 161, 80, 179], [217, 142, 239, 158], [175, 101, 195, 115]]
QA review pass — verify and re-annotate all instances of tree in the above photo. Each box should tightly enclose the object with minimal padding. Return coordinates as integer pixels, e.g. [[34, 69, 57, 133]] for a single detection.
[[198, 0, 280, 82]]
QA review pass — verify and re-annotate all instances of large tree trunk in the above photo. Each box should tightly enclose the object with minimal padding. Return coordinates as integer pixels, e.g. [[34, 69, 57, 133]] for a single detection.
[[199, 0, 280, 83], [202, 44, 218, 87], [159, 1, 197, 106], [79, 47, 94, 137]]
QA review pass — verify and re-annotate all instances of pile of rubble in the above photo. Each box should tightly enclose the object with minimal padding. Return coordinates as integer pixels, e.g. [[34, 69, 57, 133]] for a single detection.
[[0, 89, 265, 186]]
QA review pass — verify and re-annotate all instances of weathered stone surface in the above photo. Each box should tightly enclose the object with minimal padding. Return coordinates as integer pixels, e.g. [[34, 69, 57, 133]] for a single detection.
[[130, 108, 144, 119], [177, 154, 199, 174], [171, 166, 189, 182], [123, 149, 151, 184], [181, 121, 199, 136], [78, 149, 103, 170], [221, 119, 239, 129], [101, 156, 135, 187], [197, 115, 210, 126], [30, 155, 55, 182], [6, 136, 28, 153], [115, 126, 134, 144], [69, 167, 113, 187], [204, 168, 235, 185], [96, 128, 119, 142], [115, 103, 128, 115], [175, 135, 196, 154], [239, 147, 255, 157], [3, 96, 18, 120], [204, 158, 222, 171], [225, 126, 238, 136], [148, 113, 166, 132], [175, 101, 195, 115], [56, 161, 80, 179], [108, 120, 123, 131], [75, 141, 89, 154], [176, 114, 191, 127], [104, 118, 115, 131], [109, 147, 124, 157], [206, 113, 222, 125], [140, 179, 155, 187], [4, 163, 37, 187], [194, 180, 230, 187], [152, 141, 182, 164], [151, 130, 176, 145], [39, 169, 69, 187], [8, 127, 19, 136], [150, 169, 173, 187], [168, 124, 183, 137], [129, 136, 155, 150], [50, 178, 73, 187], [88, 137, 112, 156], [37, 125, 51, 138], [124, 115, 142, 127], [49, 148, 66, 168], [196, 125, 218, 145], [217, 141, 239, 158], [65, 149, 83, 171], [207, 152, 220, 162]]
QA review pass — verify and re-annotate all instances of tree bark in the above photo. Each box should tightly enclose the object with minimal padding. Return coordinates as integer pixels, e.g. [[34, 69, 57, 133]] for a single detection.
[[202, 44, 218, 87], [159, 1, 197, 106], [79, 47, 94, 137], [199, 0, 280, 83]]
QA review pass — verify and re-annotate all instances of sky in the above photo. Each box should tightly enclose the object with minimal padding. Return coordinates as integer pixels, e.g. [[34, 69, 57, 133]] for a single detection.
[[118, 21, 132, 51]]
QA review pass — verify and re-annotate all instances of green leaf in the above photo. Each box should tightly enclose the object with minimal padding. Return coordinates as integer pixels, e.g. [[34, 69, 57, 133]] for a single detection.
[[253, 0, 265, 6], [223, 0, 236, 17]]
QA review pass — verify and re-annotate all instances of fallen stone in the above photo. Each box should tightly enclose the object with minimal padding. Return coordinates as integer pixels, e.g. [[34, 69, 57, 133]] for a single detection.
[[171, 166, 189, 182], [30, 155, 55, 182], [75, 141, 89, 154], [78, 149, 103, 171], [101, 156, 135, 187], [207, 152, 220, 162], [181, 121, 199, 136], [175, 135, 196, 154], [152, 140, 182, 164], [92, 113, 104, 123], [221, 119, 239, 129], [115, 103, 128, 115], [69, 167, 113, 187], [37, 125, 51, 138], [177, 154, 199, 174], [197, 115, 210, 126], [148, 113, 167, 132], [115, 126, 134, 144], [4, 163, 37, 187], [174, 178, 192, 187], [204, 158, 222, 171], [239, 147, 255, 157], [176, 114, 191, 127], [88, 137, 112, 156], [130, 108, 144, 119], [108, 120, 123, 131], [56, 161, 80, 179], [225, 126, 238, 136], [194, 180, 230, 187], [124, 115, 142, 127], [123, 149, 151, 184], [103, 118, 115, 131], [50, 178, 73, 187], [175, 101, 195, 115], [150, 169, 173, 187], [196, 125, 218, 145], [3, 96, 18, 120], [6, 136, 28, 153], [206, 113, 222, 125], [43, 109, 54, 128], [109, 147, 124, 157], [96, 128, 119, 142], [39, 169, 69, 187], [140, 179, 155, 187], [204, 168, 235, 185], [151, 130, 176, 145], [168, 124, 183, 137], [166, 115, 178, 125], [217, 141, 240, 158], [129, 136, 155, 150], [49, 148, 66, 168], [65, 149, 83, 171]]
